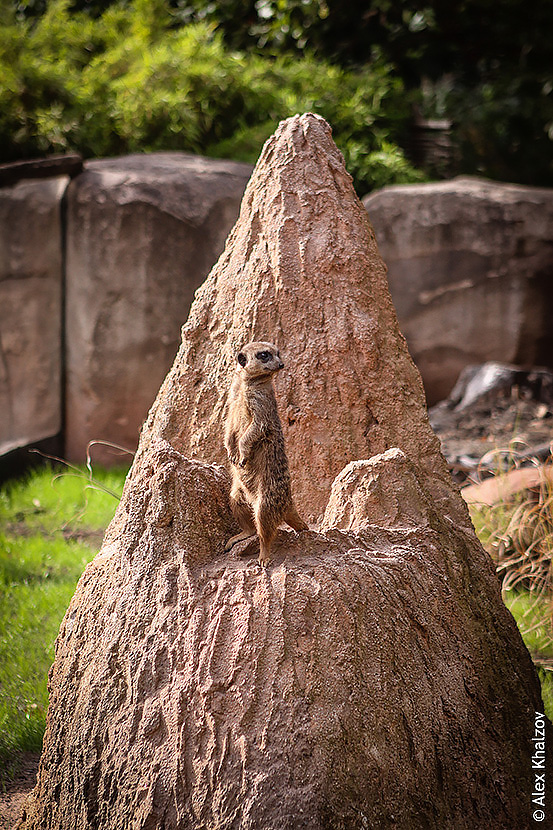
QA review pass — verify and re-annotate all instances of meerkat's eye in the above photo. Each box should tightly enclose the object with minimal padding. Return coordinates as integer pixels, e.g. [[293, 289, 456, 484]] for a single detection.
[[237, 352, 247, 367], [256, 350, 273, 363]]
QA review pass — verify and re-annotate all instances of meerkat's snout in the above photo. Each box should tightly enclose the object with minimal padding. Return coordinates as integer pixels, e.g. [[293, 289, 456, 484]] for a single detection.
[[236, 345, 283, 377]]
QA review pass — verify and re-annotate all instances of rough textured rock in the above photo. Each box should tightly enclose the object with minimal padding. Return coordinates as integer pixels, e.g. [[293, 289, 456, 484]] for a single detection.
[[0, 176, 67, 455], [22, 443, 544, 829], [321, 447, 432, 531], [363, 177, 553, 404], [135, 115, 456, 524], [22, 116, 546, 830], [64, 152, 253, 464]]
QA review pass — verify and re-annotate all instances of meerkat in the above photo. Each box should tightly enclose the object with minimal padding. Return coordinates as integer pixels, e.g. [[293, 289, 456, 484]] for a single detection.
[[224, 340, 308, 566]]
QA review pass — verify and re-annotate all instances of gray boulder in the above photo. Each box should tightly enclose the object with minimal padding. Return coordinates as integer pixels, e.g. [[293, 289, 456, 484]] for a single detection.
[[364, 177, 553, 404], [65, 152, 253, 464], [0, 176, 68, 456]]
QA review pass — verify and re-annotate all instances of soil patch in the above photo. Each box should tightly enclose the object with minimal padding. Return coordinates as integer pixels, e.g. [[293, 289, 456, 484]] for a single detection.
[[0, 754, 38, 830], [429, 364, 553, 481]]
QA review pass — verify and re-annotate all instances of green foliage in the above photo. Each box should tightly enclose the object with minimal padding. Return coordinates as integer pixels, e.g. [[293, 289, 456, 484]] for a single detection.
[[0, 0, 423, 193], [450, 74, 553, 186], [0, 465, 127, 782], [178, 0, 553, 186], [5, 0, 552, 185], [178, 0, 553, 85], [504, 591, 553, 722]]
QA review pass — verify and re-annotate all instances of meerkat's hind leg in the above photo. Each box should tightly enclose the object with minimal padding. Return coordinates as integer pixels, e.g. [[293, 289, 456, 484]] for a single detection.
[[226, 485, 257, 552], [255, 501, 278, 566], [284, 504, 309, 532], [258, 529, 277, 567]]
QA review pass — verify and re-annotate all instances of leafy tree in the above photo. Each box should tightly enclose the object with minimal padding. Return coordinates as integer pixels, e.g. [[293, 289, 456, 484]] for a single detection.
[[175, 0, 553, 184], [4, 0, 551, 185], [0, 0, 424, 192]]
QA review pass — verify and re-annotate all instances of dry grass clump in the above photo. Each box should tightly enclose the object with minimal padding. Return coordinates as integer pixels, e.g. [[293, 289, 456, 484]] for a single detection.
[[467, 443, 553, 666]]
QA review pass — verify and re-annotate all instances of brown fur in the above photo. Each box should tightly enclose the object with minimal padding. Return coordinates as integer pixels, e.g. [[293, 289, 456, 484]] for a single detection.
[[224, 341, 308, 565]]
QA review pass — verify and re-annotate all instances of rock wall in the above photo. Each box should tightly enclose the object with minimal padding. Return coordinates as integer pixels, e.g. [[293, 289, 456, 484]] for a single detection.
[[0, 152, 252, 467], [3, 162, 553, 468], [65, 153, 253, 464], [364, 177, 553, 404], [0, 176, 67, 456]]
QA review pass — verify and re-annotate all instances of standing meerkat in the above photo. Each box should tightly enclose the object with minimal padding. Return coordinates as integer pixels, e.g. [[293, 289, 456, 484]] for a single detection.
[[224, 340, 308, 565]]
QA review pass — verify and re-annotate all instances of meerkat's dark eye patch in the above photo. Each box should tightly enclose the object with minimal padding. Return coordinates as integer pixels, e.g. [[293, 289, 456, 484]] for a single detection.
[[256, 350, 273, 362], [237, 352, 247, 367]]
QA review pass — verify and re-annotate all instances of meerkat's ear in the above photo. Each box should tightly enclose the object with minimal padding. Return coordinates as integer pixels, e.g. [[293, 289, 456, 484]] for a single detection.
[[237, 352, 247, 367]]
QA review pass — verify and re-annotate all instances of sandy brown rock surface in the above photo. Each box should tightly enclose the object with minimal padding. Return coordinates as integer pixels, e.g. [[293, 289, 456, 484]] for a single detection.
[[21, 442, 542, 829], [20, 115, 546, 830], [134, 114, 458, 526]]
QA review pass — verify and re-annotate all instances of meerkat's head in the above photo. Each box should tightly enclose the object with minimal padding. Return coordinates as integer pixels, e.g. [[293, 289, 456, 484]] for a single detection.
[[235, 341, 284, 380]]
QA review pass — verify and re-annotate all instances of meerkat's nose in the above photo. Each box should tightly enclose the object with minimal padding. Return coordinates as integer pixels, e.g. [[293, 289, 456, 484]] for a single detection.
[[278, 360, 284, 369]]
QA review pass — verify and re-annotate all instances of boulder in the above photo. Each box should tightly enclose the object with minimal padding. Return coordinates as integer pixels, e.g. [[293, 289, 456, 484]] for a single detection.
[[64, 152, 253, 464], [0, 153, 82, 187], [21, 116, 546, 830], [0, 176, 67, 456], [321, 447, 433, 531], [363, 177, 553, 404]]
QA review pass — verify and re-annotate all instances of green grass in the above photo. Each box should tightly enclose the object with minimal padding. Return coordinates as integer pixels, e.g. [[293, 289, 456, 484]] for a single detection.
[[0, 464, 128, 784], [0, 465, 125, 534], [503, 590, 553, 719]]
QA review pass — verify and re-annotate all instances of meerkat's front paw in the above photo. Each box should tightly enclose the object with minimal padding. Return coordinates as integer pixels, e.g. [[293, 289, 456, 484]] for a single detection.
[[237, 440, 250, 467], [227, 448, 239, 465]]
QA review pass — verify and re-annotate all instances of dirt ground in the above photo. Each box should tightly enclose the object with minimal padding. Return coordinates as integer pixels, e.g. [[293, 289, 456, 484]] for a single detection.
[[430, 394, 553, 482], [0, 753, 38, 829]]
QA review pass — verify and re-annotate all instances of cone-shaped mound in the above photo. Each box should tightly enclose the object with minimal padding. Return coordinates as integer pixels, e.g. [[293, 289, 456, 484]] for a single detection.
[[21, 115, 547, 830], [22, 444, 543, 830], [136, 112, 452, 523]]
